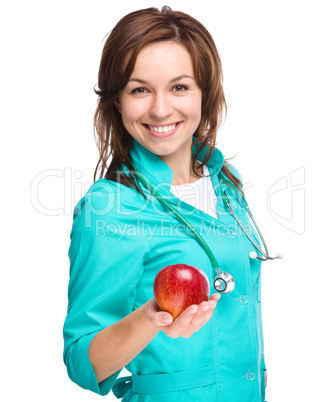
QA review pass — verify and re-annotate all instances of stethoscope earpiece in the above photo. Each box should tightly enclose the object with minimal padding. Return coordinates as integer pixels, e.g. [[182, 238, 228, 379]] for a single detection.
[[249, 251, 258, 259], [214, 272, 235, 293], [134, 167, 282, 297], [249, 251, 283, 261]]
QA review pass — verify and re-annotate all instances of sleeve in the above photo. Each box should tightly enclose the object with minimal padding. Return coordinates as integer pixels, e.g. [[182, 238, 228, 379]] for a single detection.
[[63, 185, 148, 396], [226, 163, 243, 185]]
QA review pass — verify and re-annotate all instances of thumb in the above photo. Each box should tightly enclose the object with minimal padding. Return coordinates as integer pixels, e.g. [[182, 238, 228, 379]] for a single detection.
[[144, 298, 173, 326], [154, 312, 173, 327]]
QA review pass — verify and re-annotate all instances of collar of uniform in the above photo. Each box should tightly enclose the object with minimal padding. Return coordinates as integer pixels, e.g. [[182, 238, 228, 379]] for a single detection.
[[129, 136, 224, 190]]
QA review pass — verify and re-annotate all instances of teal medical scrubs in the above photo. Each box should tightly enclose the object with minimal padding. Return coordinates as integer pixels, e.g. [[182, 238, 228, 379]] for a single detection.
[[63, 136, 267, 401]]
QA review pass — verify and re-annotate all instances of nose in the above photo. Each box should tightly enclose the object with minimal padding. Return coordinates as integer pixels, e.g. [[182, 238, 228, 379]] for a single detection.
[[149, 93, 173, 119]]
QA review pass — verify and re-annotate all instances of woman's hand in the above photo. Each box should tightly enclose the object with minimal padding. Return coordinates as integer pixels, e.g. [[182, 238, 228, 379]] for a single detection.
[[144, 293, 221, 338]]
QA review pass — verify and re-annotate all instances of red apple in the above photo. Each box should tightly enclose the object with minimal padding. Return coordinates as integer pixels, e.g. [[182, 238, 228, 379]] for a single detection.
[[153, 264, 210, 320]]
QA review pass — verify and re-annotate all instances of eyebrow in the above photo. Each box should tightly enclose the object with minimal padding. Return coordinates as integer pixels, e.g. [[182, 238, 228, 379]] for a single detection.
[[128, 74, 195, 84]]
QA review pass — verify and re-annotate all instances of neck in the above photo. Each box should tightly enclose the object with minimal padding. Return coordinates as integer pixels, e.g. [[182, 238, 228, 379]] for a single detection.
[[168, 159, 203, 186], [157, 140, 203, 185]]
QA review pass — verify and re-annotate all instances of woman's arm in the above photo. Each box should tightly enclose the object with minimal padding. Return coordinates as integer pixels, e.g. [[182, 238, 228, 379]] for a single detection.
[[88, 295, 220, 384], [64, 187, 220, 391], [88, 299, 159, 384]]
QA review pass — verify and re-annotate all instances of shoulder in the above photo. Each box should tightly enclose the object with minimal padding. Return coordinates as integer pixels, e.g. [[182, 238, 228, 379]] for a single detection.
[[222, 161, 243, 183], [71, 177, 151, 229], [72, 178, 117, 218], [227, 164, 243, 182]]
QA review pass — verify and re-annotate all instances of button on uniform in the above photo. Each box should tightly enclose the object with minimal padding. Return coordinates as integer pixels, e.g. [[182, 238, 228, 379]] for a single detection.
[[239, 294, 249, 304], [246, 371, 255, 381], [227, 229, 236, 238]]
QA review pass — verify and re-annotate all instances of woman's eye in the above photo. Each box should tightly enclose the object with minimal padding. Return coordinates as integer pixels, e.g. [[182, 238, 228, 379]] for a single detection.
[[173, 85, 188, 92], [131, 87, 148, 95], [130, 85, 188, 95]]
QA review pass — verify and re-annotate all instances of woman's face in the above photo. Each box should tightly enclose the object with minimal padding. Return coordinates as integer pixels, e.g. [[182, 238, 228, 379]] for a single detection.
[[117, 41, 202, 165]]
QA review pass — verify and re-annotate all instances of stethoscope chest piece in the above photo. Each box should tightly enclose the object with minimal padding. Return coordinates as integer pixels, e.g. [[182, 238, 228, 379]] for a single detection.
[[133, 166, 282, 297], [214, 271, 235, 293]]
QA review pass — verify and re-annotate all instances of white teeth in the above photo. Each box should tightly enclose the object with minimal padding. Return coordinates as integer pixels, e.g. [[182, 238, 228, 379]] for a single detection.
[[148, 124, 177, 133]]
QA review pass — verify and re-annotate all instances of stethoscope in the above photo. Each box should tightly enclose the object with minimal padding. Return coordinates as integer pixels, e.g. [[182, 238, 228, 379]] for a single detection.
[[134, 167, 283, 294]]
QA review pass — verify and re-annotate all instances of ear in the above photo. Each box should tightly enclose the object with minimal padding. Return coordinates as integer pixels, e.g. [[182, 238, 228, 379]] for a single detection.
[[114, 97, 122, 113]]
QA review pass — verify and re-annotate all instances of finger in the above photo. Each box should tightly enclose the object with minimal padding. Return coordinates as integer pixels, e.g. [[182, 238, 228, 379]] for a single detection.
[[162, 304, 199, 337], [209, 293, 221, 303], [145, 299, 174, 327], [174, 304, 199, 327], [181, 294, 220, 325], [197, 297, 220, 314], [159, 296, 221, 337], [180, 299, 219, 337], [156, 312, 174, 327], [149, 312, 174, 327], [180, 297, 219, 331]]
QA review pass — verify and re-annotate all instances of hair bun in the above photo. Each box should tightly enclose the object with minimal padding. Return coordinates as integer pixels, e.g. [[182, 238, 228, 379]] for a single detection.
[[161, 5, 172, 14]]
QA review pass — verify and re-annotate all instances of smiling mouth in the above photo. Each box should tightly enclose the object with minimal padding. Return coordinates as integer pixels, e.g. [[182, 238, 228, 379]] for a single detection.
[[144, 122, 182, 134]]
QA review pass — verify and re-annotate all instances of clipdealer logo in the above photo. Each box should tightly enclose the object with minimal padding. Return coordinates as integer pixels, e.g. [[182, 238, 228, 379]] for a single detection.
[[30, 168, 91, 216], [267, 167, 305, 235], [30, 166, 306, 235]]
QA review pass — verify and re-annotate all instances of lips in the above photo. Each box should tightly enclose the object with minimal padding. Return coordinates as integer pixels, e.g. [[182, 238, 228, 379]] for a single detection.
[[148, 123, 177, 133], [142, 122, 182, 138]]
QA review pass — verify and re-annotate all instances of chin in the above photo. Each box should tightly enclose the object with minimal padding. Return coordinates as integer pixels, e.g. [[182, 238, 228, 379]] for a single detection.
[[142, 139, 177, 155]]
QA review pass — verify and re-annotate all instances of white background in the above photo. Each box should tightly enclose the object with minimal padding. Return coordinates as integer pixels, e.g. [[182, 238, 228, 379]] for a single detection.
[[1, 0, 334, 401]]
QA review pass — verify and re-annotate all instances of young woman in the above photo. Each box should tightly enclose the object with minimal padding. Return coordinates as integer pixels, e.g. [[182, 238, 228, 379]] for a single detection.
[[63, 6, 267, 401]]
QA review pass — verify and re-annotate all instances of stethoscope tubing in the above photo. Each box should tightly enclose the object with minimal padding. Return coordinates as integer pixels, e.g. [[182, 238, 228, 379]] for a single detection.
[[133, 166, 281, 293], [227, 202, 270, 261], [135, 171, 221, 272], [220, 176, 282, 261]]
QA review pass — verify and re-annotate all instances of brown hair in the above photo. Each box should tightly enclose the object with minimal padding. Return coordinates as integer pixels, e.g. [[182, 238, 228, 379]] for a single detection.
[[93, 6, 242, 198]]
